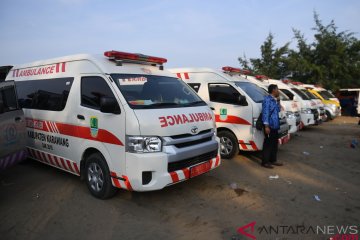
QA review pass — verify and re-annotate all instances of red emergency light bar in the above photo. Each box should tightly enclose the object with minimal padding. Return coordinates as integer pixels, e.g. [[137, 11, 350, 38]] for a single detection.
[[104, 50, 167, 65], [255, 75, 269, 80], [281, 79, 292, 84], [292, 81, 303, 85], [222, 66, 252, 75]]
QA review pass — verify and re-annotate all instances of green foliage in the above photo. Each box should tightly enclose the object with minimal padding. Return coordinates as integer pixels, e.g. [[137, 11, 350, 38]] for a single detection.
[[238, 12, 360, 90]]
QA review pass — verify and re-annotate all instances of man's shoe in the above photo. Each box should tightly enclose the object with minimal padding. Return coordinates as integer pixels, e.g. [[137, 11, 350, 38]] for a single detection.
[[261, 163, 274, 169], [271, 162, 284, 166]]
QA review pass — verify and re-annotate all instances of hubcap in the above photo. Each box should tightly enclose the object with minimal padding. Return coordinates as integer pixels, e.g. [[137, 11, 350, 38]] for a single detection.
[[220, 136, 233, 156], [87, 162, 104, 192]]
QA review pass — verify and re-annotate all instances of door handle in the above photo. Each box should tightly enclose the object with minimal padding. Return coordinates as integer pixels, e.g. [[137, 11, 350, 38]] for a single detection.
[[77, 114, 85, 120], [15, 117, 22, 122], [210, 107, 215, 110]]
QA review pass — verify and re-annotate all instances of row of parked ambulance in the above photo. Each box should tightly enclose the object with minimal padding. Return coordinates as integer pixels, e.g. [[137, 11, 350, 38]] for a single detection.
[[0, 51, 341, 199]]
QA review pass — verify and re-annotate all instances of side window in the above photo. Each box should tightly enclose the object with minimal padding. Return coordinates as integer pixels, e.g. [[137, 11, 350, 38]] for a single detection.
[[188, 83, 201, 93], [81, 76, 117, 110], [0, 85, 18, 113], [208, 83, 241, 105], [16, 78, 74, 111]]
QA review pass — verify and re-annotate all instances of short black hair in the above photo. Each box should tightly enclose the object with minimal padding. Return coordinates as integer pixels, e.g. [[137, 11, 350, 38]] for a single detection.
[[268, 84, 278, 94]]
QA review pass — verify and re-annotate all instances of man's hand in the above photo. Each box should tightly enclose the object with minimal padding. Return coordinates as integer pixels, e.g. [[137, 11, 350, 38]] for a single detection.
[[265, 126, 271, 136]]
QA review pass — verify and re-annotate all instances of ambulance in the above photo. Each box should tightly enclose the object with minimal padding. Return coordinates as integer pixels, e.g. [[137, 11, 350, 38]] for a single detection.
[[4, 51, 220, 199], [271, 79, 316, 127], [291, 83, 325, 123], [169, 67, 290, 159], [245, 75, 300, 134], [0, 66, 27, 170], [305, 85, 341, 120]]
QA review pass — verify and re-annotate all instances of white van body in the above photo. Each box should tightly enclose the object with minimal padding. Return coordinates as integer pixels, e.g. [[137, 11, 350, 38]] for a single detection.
[[269, 80, 315, 127], [169, 68, 290, 159], [5, 52, 220, 198], [292, 84, 325, 123], [0, 79, 27, 170], [244, 76, 300, 134]]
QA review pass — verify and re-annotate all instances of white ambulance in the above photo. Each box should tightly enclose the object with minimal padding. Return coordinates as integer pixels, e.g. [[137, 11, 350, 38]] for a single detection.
[[169, 67, 290, 159], [270, 79, 316, 127], [291, 83, 325, 123], [244, 75, 300, 134], [5, 51, 220, 199]]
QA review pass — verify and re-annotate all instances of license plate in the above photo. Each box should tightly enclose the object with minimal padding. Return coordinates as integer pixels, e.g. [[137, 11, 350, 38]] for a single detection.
[[190, 161, 212, 178]]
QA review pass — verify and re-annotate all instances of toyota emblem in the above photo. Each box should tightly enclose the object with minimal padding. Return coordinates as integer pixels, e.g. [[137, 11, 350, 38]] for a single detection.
[[191, 126, 199, 135]]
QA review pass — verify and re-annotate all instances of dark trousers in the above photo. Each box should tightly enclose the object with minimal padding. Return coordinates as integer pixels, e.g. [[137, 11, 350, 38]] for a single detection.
[[262, 129, 279, 164]]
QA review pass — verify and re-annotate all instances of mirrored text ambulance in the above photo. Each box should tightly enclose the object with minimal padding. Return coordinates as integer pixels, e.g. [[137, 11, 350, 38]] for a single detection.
[[169, 67, 290, 159], [5, 51, 220, 199]]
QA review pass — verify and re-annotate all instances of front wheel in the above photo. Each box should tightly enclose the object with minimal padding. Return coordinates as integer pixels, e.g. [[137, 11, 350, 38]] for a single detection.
[[85, 152, 117, 199], [326, 111, 333, 121], [218, 131, 239, 159]]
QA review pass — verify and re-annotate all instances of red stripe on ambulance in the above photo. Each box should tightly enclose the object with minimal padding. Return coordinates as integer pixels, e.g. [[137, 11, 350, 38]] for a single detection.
[[26, 118, 123, 146], [110, 171, 133, 191], [169, 154, 221, 184], [27, 147, 80, 176], [215, 115, 251, 125]]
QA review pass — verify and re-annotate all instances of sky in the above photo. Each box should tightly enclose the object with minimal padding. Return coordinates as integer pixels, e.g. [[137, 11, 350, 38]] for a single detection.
[[0, 0, 359, 69]]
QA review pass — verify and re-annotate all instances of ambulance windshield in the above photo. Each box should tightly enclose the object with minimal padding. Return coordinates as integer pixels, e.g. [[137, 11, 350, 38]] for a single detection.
[[235, 82, 267, 103], [112, 74, 206, 109]]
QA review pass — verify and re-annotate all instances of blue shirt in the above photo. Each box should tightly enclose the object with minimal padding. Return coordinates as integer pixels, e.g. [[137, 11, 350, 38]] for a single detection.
[[262, 95, 280, 130]]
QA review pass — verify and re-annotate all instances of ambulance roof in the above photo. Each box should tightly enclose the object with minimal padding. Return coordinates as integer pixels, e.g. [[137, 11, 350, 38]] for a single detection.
[[169, 67, 250, 83], [8, 53, 174, 80]]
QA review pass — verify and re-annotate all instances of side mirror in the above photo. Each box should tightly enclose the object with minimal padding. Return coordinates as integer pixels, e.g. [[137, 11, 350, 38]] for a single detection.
[[238, 95, 248, 106], [100, 97, 121, 114]]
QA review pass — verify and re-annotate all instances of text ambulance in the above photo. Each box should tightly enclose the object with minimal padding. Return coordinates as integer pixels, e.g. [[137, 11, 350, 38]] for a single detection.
[[5, 51, 220, 199], [169, 67, 290, 159]]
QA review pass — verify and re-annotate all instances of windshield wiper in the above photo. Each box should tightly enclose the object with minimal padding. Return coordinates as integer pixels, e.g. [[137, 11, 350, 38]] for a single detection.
[[183, 101, 205, 106], [141, 102, 180, 109]]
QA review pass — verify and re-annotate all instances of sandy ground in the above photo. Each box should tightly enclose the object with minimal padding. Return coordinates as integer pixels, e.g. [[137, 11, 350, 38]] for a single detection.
[[0, 116, 359, 240]]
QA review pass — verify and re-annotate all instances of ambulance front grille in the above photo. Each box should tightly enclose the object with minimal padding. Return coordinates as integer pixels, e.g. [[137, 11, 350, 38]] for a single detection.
[[174, 137, 213, 148], [168, 150, 218, 172], [170, 129, 212, 139]]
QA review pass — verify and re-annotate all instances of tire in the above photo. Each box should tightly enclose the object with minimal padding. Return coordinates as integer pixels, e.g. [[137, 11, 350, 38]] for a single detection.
[[85, 152, 117, 199], [218, 130, 239, 159], [326, 111, 333, 121]]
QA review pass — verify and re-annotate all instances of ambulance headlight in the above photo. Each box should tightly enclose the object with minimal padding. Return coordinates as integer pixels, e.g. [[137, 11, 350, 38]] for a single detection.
[[126, 136, 162, 153], [286, 111, 296, 118], [301, 108, 312, 114]]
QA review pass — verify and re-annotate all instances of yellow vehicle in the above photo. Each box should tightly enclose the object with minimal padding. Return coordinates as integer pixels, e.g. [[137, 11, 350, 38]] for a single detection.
[[307, 88, 341, 120]]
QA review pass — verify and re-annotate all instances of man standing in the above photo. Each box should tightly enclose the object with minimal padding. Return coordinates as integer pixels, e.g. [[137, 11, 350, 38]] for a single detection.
[[261, 84, 283, 169]]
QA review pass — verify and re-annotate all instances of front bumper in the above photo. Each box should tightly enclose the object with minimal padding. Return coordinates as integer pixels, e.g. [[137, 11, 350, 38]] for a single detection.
[[300, 113, 315, 126], [113, 132, 220, 191], [287, 117, 297, 134], [278, 133, 290, 145]]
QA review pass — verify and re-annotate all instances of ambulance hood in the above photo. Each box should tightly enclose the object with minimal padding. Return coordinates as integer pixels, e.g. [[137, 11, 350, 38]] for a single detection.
[[281, 100, 300, 112], [133, 106, 215, 136]]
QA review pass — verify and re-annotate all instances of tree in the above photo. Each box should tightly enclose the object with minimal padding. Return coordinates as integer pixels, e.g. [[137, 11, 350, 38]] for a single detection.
[[239, 12, 360, 90]]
